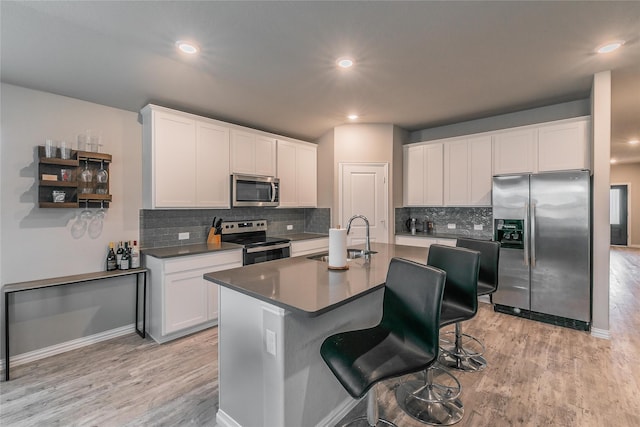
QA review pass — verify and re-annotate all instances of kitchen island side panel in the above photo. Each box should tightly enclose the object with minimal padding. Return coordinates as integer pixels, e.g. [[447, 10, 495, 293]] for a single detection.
[[217, 285, 384, 427]]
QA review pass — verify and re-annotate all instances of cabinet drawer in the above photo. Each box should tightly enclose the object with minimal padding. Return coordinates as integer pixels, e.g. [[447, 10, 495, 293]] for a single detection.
[[291, 238, 329, 257], [163, 250, 242, 274]]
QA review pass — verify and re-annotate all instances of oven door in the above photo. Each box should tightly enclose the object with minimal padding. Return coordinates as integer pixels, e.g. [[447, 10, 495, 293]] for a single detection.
[[244, 243, 291, 265]]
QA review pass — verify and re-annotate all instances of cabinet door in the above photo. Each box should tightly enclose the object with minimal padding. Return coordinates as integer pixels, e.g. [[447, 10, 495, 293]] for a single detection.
[[196, 122, 230, 207], [404, 145, 426, 206], [493, 128, 537, 175], [468, 135, 493, 206], [231, 130, 256, 174], [164, 270, 209, 334], [255, 135, 277, 176], [538, 119, 589, 172], [290, 238, 328, 257], [153, 112, 197, 207], [424, 143, 444, 206], [276, 140, 297, 207], [444, 139, 469, 205], [296, 143, 317, 207]]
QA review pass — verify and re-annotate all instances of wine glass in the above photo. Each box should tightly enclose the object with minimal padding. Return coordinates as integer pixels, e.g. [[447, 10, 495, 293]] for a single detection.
[[80, 160, 93, 194], [70, 207, 93, 239], [96, 160, 108, 194]]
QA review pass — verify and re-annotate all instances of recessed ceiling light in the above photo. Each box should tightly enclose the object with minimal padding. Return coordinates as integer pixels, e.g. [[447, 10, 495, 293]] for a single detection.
[[610, 158, 617, 164], [337, 57, 354, 68], [596, 40, 624, 54], [629, 139, 639, 145], [176, 40, 199, 54], [347, 114, 359, 120]]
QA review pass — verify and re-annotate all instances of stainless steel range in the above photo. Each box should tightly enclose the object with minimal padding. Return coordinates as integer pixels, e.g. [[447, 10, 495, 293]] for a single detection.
[[221, 220, 291, 265]]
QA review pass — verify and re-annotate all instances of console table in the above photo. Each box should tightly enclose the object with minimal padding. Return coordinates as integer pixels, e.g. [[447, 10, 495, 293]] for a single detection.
[[3, 268, 147, 381]]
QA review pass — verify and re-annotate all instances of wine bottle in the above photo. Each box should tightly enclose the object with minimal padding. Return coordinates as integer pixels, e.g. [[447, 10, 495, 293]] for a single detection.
[[130, 240, 140, 269], [106, 242, 117, 271], [116, 241, 124, 269], [120, 242, 130, 270]]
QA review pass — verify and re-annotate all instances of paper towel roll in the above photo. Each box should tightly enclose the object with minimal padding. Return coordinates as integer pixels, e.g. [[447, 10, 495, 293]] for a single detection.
[[328, 227, 347, 268]]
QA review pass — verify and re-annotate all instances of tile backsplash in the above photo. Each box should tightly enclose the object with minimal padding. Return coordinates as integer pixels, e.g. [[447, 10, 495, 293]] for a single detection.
[[140, 208, 330, 249], [395, 207, 493, 239]]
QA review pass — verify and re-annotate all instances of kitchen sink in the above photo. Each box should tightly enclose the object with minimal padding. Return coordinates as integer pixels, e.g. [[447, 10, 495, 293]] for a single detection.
[[307, 249, 378, 262]]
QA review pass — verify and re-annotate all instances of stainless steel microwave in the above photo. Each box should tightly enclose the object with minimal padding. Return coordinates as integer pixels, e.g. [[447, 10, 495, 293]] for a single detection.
[[232, 174, 280, 207]]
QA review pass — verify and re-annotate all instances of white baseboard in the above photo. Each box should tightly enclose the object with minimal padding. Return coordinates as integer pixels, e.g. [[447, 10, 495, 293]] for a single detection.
[[1, 324, 135, 371], [590, 327, 611, 340], [315, 397, 360, 427]]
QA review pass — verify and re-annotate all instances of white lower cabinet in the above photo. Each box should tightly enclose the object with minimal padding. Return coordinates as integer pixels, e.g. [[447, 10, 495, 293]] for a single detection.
[[290, 237, 329, 257], [145, 249, 243, 343], [395, 235, 456, 248]]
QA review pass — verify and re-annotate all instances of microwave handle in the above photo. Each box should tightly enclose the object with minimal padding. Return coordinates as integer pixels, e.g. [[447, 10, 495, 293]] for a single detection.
[[271, 182, 277, 203]]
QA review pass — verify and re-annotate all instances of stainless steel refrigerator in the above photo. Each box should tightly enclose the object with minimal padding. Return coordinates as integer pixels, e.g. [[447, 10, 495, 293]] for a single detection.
[[492, 171, 591, 327]]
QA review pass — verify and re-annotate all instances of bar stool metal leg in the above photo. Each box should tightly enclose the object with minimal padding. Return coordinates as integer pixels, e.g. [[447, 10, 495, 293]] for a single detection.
[[340, 384, 396, 427], [395, 366, 464, 425], [438, 323, 487, 372]]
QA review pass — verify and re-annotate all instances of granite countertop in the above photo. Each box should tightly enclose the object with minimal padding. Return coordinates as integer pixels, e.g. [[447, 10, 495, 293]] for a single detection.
[[396, 231, 491, 240], [204, 242, 429, 317], [142, 242, 243, 259], [272, 232, 328, 242]]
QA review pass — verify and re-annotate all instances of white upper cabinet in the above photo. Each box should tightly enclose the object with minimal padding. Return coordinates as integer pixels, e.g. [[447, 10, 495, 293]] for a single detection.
[[142, 105, 230, 209], [537, 119, 590, 172], [493, 117, 591, 175], [195, 122, 231, 207], [404, 142, 443, 206], [277, 140, 317, 207], [444, 135, 492, 206], [493, 128, 537, 175], [231, 130, 276, 176]]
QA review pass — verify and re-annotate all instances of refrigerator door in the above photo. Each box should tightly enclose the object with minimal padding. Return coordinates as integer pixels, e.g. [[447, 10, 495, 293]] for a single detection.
[[492, 175, 530, 309], [493, 247, 530, 309], [529, 171, 590, 322]]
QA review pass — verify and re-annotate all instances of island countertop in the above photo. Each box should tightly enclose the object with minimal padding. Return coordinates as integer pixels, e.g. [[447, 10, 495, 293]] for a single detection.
[[204, 242, 428, 317]]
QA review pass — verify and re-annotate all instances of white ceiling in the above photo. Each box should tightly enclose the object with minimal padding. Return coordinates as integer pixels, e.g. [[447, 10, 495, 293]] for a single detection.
[[2, 1, 639, 163]]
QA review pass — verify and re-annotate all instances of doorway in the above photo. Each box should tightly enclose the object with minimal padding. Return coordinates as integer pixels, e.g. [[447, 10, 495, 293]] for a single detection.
[[339, 163, 389, 245], [610, 184, 629, 246]]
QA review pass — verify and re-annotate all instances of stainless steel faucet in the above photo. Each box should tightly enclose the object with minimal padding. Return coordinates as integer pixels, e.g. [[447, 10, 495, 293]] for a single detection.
[[346, 214, 371, 254]]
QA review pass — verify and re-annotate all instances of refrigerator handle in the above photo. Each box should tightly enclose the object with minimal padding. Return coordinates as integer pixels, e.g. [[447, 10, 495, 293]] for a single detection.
[[531, 203, 536, 267], [523, 202, 529, 266]]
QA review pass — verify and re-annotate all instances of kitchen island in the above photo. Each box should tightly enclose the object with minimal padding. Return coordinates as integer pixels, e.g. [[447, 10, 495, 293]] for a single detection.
[[204, 242, 429, 427]]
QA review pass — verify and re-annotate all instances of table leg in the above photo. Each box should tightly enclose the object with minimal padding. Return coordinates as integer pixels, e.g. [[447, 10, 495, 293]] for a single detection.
[[5, 293, 10, 381], [136, 271, 147, 338]]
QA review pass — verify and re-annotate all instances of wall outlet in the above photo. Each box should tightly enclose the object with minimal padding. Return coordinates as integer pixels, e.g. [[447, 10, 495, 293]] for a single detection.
[[286, 224, 293, 231], [178, 232, 189, 240], [265, 329, 277, 356], [474, 224, 484, 231], [447, 223, 456, 229]]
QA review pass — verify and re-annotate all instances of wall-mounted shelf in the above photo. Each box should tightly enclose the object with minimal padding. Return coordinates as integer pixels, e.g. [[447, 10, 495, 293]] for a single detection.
[[37, 146, 112, 208]]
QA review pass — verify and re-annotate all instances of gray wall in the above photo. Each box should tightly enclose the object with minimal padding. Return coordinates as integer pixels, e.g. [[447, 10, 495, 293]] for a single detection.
[[409, 99, 591, 143], [1, 83, 142, 356]]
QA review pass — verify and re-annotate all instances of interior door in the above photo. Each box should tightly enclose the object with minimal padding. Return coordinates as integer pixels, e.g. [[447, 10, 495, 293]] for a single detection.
[[610, 184, 628, 246], [339, 163, 388, 245]]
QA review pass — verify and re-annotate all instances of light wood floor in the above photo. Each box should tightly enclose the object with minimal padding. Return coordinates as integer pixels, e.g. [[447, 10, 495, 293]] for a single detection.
[[1, 247, 638, 426]]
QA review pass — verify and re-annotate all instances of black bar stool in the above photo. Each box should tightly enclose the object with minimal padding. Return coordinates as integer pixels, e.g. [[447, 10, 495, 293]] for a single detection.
[[395, 245, 480, 426], [439, 238, 500, 372], [321, 258, 447, 427]]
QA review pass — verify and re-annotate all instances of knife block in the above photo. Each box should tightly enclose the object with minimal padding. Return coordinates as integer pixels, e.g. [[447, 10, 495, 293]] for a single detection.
[[207, 228, 221, 245]]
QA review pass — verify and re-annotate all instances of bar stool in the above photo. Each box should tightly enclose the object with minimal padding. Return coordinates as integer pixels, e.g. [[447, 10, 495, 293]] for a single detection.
[[439, 238, 500, 372], [321, 258, 447, 427], [395, 245, 480, 425]]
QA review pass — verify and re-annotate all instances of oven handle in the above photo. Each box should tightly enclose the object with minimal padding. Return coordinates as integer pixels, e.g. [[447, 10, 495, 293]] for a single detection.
[[245, 243, 291, 254]]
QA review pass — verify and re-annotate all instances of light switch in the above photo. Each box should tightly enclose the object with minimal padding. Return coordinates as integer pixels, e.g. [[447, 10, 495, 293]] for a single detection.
[[447, 223, 456, 229], [178, 232, 189, 240], [286, 225, 293, 230], [474, 224, 483, 231], [265, 329, 277, 356]]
